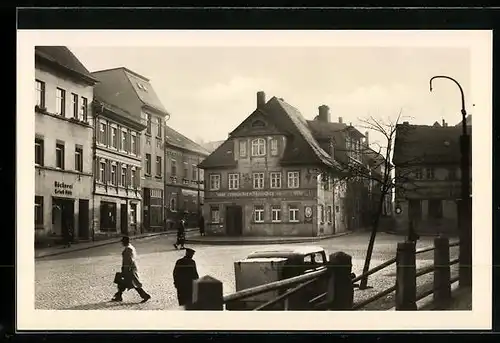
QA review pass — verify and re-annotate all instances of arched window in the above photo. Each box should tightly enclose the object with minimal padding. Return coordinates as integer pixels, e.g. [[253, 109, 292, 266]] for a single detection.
[[252, 120, 266, 128], [251, 138, 266, 157], [170, 197, 177, 212]]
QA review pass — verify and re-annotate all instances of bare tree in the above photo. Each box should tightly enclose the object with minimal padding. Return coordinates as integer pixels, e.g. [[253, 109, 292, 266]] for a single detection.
[[324, 110, 424, 289]]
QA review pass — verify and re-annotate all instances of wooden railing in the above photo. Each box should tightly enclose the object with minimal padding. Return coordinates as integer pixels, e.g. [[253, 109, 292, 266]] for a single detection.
[[185, 237, 459, 311]]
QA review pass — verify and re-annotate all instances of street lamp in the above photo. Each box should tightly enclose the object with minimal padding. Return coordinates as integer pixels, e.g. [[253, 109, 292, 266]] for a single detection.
[[429, 75, 472, 288]]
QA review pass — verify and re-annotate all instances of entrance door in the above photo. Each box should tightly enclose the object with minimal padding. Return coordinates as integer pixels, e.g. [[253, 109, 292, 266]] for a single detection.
[[53, 197, 74, 241], [120, 203, 128, 235], [225, 205, 243, 236], [78, 199, 90, 239]]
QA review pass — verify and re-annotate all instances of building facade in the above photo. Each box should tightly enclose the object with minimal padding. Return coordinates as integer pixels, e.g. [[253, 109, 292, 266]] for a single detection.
[[91, 67, 170, 233], [91, 98, 147, 237], [164, 126, 209, 230], [34, 46, 97, 244], [393, 119, 472, 235], [199, 92, 343, 237]]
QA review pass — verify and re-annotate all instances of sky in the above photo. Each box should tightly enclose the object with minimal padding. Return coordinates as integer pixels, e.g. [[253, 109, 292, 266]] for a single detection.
[[68, 46, 471, 148]]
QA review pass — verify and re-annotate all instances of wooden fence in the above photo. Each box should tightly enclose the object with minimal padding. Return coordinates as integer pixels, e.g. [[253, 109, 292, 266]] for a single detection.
[[185, 237, 459, 311]]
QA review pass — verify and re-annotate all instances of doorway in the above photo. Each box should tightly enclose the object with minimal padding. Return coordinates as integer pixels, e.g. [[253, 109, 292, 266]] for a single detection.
[[52, 197, 75, 240], [78, 199, 90, 240], [225, 205, 243, 236], [120, 202, 128, 235]]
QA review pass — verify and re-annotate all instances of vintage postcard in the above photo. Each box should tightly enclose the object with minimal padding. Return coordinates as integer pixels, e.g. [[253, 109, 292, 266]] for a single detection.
[[17, 30, 492, 331]]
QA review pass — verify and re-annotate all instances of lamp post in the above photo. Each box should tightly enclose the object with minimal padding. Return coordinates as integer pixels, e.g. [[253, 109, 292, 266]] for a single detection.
[[429, 75, 472, 288]]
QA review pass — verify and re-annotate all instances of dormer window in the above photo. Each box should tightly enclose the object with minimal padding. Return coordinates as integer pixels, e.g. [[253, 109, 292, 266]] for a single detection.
[[137, 82, 148, 92], [251, 138, 266, 157], [252, 120, 266, 128]]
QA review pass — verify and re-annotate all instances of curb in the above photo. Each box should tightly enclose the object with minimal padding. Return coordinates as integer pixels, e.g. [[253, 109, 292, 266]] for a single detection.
[[185, 231, 351, 246], [35, 229, 198, 259]]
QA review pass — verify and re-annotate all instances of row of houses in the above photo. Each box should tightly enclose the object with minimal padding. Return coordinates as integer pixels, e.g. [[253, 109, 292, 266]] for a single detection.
[[34, 46, 209, 245]]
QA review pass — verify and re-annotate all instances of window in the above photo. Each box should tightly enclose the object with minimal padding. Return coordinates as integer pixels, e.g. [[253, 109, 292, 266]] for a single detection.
[[170, 195, 177, 211], [121, 165, 127, 186], [145, 154, 151, 175], [121, 130, 128, 152], [99, 161, 106, 183], [287, 171, 300, 188], [99, 122, 107, 145], [131, 168, 137, 188], [254, 205, 264, 223], [146, 114, 152, 134], [35, 138, 44, 166], [209, 174, 221, 190], [327, 206, 333, 223], [35, 80, 45, 108], [271, 205, 281, 222], [228, 173, 239, 190], [35, 196, 43, 226], [253, 172, 264, 189], [55, 143, 65, 169], [111, 127, 118, 148], [171, 159, 177, 176], [192, 165, 198, 181], [131, 134, 137, 154], [74, 146, 83, 172], [270, 172, 282, 189], [239, 140, 247, 157], [80, 97, 88, 122], [156, 117, 162, 138], [289, 205, 299, 222], [251, 138, 266, 156], [110, 164, 117, 185], [130, 204, 137, 224], [414, 168, 423, 180], [71, 93, 79, 118], [426, 168, 435, 179], [156, 156, 162, 177], [210, 206, 220, 223], [183, 162, 188, 179], [270, 138, 279, 156], [319, 205, 324, 223], [428, 199, 443, 219], [56, 88, 66, 115]]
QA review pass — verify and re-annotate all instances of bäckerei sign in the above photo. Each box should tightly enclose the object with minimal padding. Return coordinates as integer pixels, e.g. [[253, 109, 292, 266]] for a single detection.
[[210, 189, 313, 198]]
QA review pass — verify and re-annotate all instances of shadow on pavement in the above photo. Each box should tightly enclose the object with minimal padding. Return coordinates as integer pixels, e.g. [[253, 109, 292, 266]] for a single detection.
[[63, 300, 139, 310]]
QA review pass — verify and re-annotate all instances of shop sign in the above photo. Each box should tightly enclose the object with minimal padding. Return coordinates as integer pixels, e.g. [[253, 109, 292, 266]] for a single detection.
[[54, 181, 73, 196], [304, 205, 313, 223], [182, 189, 198, 197], [211, 189, 313, 198]]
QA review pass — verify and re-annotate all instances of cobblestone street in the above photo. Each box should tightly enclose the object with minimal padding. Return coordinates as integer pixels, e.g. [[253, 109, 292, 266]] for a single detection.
[[35, 232, 458, 310]]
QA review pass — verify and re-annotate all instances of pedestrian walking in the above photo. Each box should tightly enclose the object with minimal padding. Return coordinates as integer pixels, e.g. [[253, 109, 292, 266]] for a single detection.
[[62, 218, 73, 248], [112, 236, 151, 303], [173, 247, 199, 308], [198, 214, 205, 236], [173, 216, 186, 250]]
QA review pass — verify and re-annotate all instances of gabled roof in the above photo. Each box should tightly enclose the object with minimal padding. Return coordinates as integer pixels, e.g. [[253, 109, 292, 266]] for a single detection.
[[165, 125, 210, 157], [35, 46, 98, 85], [199, 96, 342, 170], [92, 67, 169, 117], [202, 140, 225, 154], [393, 123, 472, 166]]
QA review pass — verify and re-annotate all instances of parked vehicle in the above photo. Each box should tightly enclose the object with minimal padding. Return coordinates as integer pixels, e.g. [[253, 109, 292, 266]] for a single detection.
[[230, 246, 328, 310]]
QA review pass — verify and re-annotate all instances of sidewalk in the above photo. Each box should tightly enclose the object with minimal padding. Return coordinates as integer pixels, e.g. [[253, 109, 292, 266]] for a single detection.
[[35, 228, 199, 259], [185, 231, 351, 245]]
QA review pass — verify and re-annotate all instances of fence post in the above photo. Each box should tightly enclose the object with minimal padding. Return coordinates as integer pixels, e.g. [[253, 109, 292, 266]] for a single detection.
[[326, 251, 354, 310], [188, 275, 224, 310], [433, 236, 451, 309], [395, 241, 417, 310]]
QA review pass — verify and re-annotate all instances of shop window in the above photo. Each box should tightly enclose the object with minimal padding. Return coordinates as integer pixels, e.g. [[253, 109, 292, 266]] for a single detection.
[[100, 202, 117, 231]]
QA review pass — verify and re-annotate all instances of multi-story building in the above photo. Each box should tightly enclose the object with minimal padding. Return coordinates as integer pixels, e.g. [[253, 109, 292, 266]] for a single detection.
[[34, 46, 97, 245], [90, 96, 147, 237], [199, 92, 343, 237], [164, 126, 209, 230], [392, 119, 472, 235], [91, 67, 170, 233]]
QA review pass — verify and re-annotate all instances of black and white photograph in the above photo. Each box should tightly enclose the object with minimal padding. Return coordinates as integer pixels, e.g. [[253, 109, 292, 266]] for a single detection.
[[17, 30, 491, 331]]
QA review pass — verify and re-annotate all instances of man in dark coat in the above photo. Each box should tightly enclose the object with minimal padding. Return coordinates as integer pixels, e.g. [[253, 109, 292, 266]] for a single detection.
[[173, 216, 186, 250], [173, 248, 199, 307], [198, 214, 205, 236], [112, 236, 151, 303]]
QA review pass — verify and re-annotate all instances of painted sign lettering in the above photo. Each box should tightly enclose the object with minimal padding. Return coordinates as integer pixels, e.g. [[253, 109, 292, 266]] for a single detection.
[[210, 189, 313, 198], [54, 181, 73, 196]]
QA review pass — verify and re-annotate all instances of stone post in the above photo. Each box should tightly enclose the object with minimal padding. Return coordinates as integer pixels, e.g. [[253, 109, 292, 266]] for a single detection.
[[433, 236, 451, 309], [188, 275, 224, 310], [395, 241, 417, 310], [326, 251, 354, 310]]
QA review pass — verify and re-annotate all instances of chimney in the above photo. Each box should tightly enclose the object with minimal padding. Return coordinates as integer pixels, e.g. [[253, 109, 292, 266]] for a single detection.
[[257, 91, 266, 108], [318, 105, 330, 122], [403, 121, 409, 125], [338, 117, 343, 124], [365, 131, 369, 146], [442, 119, 446, 127]]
